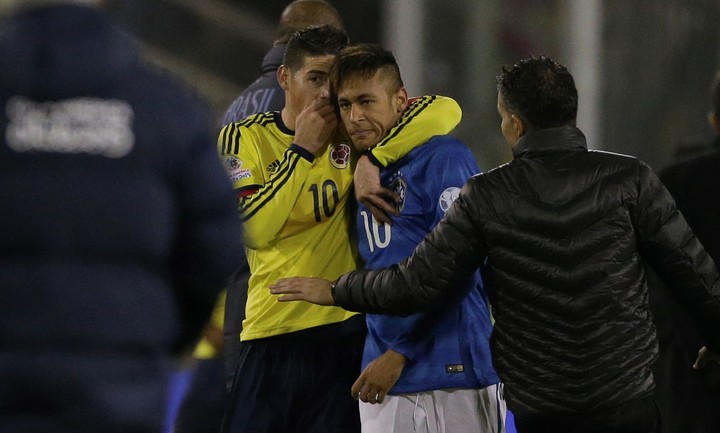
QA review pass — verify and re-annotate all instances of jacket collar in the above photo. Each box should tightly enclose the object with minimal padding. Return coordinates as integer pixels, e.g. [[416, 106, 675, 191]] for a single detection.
[[261, 44, 285, 74], [512, 125, 588, 159]]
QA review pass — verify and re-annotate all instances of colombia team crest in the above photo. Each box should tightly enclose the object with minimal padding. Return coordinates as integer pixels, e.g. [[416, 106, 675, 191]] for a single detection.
[[329, 142, 351, 169]]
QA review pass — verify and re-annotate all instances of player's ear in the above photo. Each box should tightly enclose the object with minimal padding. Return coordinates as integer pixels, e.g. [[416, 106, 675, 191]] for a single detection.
[[277, 65, 290, 91], [511, 114, 526, 138], [395, 87, 408, 113]]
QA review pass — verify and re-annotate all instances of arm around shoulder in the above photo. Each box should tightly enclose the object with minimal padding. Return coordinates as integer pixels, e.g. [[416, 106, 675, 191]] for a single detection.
[[369, 95, 462, 168]]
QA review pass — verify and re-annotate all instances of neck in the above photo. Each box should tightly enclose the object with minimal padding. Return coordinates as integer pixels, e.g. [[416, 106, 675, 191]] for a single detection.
[[280, 108, 297, 131]]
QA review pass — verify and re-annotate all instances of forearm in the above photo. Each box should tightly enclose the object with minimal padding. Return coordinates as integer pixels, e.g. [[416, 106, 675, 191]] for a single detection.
[[240, 146, 313, 248]]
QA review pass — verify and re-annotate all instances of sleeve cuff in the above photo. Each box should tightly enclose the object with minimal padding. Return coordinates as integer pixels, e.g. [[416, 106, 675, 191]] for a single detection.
[[365, 150, 385, 168], [290, 143, 315, 162]]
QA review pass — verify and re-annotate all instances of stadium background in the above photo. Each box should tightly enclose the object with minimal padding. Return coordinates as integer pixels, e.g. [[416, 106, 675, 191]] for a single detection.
[[108, 0, 719, 173]]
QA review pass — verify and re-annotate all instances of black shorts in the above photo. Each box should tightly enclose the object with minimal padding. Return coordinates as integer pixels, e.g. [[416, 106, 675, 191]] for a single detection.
[[221, 317, 365, 433]]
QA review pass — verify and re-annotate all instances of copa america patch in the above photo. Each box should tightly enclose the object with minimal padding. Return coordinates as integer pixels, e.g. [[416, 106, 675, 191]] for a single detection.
[[330, 142, 351, 169], [439, 187, 461, 213], [223, 155, 251, 181]]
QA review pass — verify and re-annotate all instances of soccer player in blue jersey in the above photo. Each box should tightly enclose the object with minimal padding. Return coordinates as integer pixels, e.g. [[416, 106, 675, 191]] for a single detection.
[[331, 43, 508, 432]]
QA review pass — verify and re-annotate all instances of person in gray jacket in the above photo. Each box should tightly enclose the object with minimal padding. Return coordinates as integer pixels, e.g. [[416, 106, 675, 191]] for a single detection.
[[270, 56, 720, 433]]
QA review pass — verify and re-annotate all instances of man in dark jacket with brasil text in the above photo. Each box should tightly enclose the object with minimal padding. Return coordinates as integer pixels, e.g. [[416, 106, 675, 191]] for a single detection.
[[0, 1, 244, 432], [270, 56, 720, 433]]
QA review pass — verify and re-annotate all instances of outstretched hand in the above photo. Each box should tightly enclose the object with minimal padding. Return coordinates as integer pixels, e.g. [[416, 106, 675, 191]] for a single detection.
[[269, 277, 336, 306], [354, 155, 399, 225], [694, 346, 720, 370]]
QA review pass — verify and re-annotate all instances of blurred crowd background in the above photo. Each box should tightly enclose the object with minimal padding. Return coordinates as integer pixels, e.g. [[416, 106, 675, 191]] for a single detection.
[[106, 0, 720, 172]]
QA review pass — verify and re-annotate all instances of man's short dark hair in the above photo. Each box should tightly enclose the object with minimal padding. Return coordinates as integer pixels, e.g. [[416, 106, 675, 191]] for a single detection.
[[332, 43, 403, 95], [283, 25, 349, 71], [497, 56, 578, 129]]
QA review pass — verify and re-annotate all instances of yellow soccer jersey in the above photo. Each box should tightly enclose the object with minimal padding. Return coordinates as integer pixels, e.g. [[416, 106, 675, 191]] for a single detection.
[[217, 96, 461, 341]]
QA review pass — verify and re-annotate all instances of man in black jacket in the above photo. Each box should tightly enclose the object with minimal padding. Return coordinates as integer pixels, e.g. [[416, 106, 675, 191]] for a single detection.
[[649, 70, 720, 433], [271, 56, 720, 433], [0, 1, 244, 432]]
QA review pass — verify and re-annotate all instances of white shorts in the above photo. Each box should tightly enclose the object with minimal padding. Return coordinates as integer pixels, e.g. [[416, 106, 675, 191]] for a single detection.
[[359, 384, 507, 433]]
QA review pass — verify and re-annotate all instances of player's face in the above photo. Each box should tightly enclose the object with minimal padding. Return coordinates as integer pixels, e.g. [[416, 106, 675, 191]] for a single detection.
[[337, 70, 407, 151], [281, 54, 336, 116]]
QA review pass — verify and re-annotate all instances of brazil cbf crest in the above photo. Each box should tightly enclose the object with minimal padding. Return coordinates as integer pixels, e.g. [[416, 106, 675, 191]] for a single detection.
[[330, 142, 351, 169], [389, 171, 407, 212]]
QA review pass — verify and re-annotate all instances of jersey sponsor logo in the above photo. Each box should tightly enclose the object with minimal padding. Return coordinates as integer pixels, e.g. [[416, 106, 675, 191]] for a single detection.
[[388, 171, 407, 212], [266, 160, 280, 173], [439, 187, 461, 213], [329, 142, 351, 169], [223, 155, 251, 180]]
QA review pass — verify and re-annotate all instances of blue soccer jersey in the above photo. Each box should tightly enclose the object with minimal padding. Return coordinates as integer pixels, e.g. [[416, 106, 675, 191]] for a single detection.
[[356, 136, 499, 394]]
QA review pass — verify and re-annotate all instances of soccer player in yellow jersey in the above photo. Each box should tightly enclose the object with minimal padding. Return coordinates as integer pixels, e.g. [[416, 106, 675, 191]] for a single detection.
[[217, 25, 462, 433]]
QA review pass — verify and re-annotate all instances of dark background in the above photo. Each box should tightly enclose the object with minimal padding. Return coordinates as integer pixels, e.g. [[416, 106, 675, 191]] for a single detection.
[[107, 0, 720, 173]]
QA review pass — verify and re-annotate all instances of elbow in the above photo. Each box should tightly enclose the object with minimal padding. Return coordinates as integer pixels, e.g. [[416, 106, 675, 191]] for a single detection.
[[432, 96, 463, 134]]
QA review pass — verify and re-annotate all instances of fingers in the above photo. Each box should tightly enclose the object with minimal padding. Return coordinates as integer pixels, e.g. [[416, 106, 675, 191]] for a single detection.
[[268, 277, 335, 305], [360, 193, 400, 226], [360, 188, 400, 211], [269, 278, 302, 302], [366, 205, 391, 226], [269, 278, 296, 293], [352, 384, 386, 404], [694, 346, 708, 370], [365, 194, 400, 215]]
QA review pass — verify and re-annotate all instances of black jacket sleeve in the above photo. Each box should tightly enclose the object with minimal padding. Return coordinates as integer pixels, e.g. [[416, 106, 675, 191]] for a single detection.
[[633, 162, 720, 351], [333, 179, 487, 315]]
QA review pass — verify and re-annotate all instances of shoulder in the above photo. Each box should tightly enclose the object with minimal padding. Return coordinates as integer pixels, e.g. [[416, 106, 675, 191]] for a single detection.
[[427, 135, 472, 154], [421, 136, 476, 168], [406, 95, 462, 121], [220, 112, 279, 134]]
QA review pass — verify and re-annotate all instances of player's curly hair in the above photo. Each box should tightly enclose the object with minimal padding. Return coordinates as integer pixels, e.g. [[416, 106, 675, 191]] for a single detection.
[[497, 56, 578, 129]]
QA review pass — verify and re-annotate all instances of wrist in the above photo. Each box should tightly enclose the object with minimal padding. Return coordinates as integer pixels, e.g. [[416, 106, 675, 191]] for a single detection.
[[329, 280, 338, 305], [386, 349, 408, 365], [362, 150, 383, 168]]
